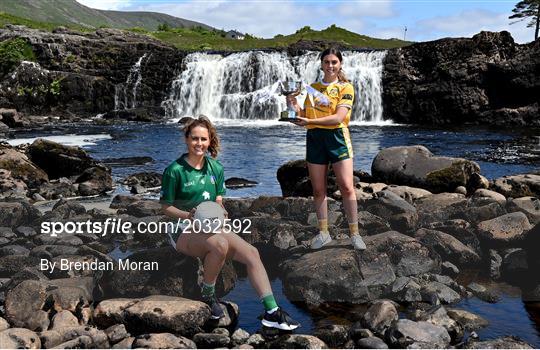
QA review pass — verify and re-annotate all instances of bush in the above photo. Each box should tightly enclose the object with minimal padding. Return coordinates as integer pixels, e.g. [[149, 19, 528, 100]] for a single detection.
[[0, 38, 36, 76], [157, 23, 171, 31]]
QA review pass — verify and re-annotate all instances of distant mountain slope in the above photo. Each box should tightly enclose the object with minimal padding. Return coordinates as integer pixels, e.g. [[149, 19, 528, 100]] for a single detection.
[[0, 0, 213, 31]]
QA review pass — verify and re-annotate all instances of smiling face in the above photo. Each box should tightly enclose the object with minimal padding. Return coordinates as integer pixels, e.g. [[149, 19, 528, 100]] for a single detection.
[[321, 53, 342, 82], [185, 125, 210, 157]]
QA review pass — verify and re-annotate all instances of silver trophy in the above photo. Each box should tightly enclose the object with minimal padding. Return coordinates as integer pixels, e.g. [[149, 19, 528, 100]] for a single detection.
[[279, 80, 302, 121]]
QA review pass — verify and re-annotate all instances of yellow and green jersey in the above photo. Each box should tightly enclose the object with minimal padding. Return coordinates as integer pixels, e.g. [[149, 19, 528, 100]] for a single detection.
[[160, 154, 226, 211], [303, 81, 354, 129]]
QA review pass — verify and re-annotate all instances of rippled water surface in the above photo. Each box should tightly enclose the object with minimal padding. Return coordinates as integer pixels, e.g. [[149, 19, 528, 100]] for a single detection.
[[7, 122, 538, 197]]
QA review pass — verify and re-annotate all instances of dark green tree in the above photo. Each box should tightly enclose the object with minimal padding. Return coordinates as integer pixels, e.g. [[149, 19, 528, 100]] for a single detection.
[[157, 23, 171, 31], [509, 0, 540, 40]]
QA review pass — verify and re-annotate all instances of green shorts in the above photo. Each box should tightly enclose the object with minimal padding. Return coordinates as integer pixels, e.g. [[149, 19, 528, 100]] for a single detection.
[[306, 128, 354, 164]]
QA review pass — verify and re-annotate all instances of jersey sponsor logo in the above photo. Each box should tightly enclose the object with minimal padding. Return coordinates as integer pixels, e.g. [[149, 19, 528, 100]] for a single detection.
[[342, 94, 353, 100], [210, 175, 216, 184], [184, 181, 194, 187], [338, 151, 349, 158], [328, 87, 339, 98], [200, 179, 205, 185]]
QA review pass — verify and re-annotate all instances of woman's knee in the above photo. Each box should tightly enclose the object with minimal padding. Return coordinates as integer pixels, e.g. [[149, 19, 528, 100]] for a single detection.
[[244, 244, 261, 265], [312, 186, 327, 199], [207, 236, 229, 258], [339, 184, 355, 198]]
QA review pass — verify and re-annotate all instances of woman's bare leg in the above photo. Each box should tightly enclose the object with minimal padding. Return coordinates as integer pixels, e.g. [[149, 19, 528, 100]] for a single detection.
[[221, 233, 272, 297], [307, 162, 328, 223], [177, 232, 229, 285], [332, 158, 358, 227]]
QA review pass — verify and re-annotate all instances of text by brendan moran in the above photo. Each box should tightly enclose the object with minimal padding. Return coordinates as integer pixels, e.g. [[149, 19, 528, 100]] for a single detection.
[[40, 258, 158, 273]]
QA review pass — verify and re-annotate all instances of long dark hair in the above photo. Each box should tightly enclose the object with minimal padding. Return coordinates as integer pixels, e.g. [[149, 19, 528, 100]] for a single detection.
[[320, 47, 349, 83], [183, 115, 221, 158]]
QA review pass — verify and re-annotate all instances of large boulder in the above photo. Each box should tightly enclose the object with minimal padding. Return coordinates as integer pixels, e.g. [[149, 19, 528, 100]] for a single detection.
[[415, 228, 481, 267], [476, 212, 532, 246], [382, 31, 538, 127], [75, 167, 113, 196], [361, 300, 398, 336], [132, 333, 196, 349], [491, 174, 540, 198], [276, 159, 366, 198], [507, 197, 540, 225], [0, 328, 41, 349], [27, 138, 99, 179], [372, 146, 480, 193], [98, 247, 237, 300], [414, 193, 468, 225], [277, 159, 312, 197], [281, 231, 439, 304], [385, 319, 451, 348], [0, 144, 48, 188], [0, 169, 28, 199], [93, 296, 210, 337], [361, 190, 418, 233], [0, 200, 41, 228], [4, 277, 94, 331], [267, 334, 328, 349]]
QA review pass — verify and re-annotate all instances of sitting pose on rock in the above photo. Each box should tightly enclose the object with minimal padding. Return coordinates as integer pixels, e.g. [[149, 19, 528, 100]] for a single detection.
[[160, 116, 300, 330], [288, 47, 366, 250]]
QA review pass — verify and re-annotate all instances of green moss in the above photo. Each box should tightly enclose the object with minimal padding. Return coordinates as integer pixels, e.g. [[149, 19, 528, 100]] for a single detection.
[[49, 78, 62, 96], [426, 160, 479, 191], [0, 37, 36, 76]]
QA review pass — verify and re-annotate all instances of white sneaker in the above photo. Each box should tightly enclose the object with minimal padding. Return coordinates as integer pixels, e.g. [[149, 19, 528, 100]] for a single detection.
[[351, 235, 367, 250], [310, 232, 332, 250]]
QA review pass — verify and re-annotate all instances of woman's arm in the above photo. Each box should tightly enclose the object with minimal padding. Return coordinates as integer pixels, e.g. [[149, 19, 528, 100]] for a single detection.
[[162, 204, 195, 220]]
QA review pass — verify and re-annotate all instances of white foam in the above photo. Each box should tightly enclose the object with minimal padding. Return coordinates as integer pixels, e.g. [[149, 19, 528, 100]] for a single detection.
[[167, 117, 398, 128], [2, 134, 112, 147]]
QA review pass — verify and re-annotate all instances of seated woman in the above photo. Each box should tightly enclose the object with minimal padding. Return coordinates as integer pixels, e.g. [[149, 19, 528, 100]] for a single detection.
[[160, 116, 300, 331]]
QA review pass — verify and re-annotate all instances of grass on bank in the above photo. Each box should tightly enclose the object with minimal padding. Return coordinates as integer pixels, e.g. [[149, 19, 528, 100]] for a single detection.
[[147, 24, 411, 51], [0, 12, 411, 51], [0, 11, 91, 32]]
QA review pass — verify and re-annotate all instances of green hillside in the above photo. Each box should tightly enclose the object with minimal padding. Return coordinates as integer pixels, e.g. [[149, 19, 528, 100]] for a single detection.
[[0, 0, 212, 31], [149, 24, 411, 51], [0, 3, 411, 51]]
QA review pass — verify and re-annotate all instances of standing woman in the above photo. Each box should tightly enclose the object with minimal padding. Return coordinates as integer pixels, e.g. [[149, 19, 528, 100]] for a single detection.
[[160, 116, 300, 330], [288, 48, 366, 251]]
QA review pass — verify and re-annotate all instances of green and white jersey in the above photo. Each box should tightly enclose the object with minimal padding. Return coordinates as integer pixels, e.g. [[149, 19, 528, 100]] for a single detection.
[[160, 154, 226, 211]]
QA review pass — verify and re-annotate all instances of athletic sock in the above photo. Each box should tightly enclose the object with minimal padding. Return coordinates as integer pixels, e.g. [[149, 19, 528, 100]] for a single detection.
[[349, 222, 359, 236], [318, 219, 328, 234], [260, 293, 279, 312], [201, 281, 216, 299]]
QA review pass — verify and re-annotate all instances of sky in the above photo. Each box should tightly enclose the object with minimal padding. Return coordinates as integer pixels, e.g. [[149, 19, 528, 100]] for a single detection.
[[75, 0, 536, 44]]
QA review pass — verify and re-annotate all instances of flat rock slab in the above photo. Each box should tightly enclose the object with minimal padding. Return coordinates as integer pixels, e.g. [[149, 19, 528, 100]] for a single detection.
[[94, 295, 211, 337], [133, 333, 196, 349]]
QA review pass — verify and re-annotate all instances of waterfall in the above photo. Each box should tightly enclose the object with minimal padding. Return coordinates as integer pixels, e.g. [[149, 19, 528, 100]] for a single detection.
[[114, 53, 147, 110], [162, 50, 387, 122]]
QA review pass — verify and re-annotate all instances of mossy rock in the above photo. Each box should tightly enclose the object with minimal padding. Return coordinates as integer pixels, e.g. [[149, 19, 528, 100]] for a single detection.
[[426, 160, 480, 193]]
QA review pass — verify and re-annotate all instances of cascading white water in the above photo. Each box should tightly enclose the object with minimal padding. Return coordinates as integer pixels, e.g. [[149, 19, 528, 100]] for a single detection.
[[162, 50, 387, 122], [114, 53, 148, 110]]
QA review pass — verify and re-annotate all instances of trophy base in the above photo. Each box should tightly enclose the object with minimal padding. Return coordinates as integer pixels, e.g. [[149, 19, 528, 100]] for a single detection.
[[279, 110, 298, 122]]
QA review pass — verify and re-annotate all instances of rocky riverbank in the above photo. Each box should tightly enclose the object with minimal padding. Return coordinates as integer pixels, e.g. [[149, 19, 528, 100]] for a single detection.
[[1, 141, 539, 348]]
